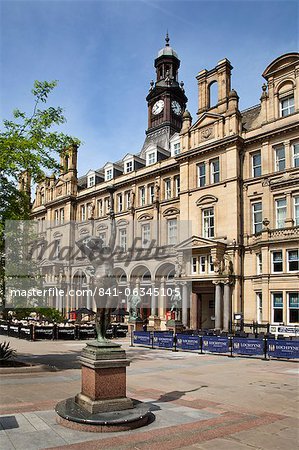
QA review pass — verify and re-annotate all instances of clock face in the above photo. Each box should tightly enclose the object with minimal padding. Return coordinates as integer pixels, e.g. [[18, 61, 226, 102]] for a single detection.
[[171, 100, 182, 115], [152, 99, 164, 115]]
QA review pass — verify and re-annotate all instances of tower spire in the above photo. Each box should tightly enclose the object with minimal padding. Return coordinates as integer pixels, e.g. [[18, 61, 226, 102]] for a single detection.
[[165, 31, 170, 46]]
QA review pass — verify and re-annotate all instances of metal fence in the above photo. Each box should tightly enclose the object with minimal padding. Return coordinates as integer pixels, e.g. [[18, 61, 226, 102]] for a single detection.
[[132, 331, 299, 360], [0, 321, 128, 341]]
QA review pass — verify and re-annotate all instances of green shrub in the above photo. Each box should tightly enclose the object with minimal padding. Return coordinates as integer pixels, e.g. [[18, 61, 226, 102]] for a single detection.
[[0, 341, 16, 361]]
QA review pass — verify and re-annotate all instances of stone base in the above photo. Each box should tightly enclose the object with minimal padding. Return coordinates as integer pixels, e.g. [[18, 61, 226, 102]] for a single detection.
[[75, 393, 133, 414], [55, 397, 152, 433], [78, 340, 131, 408], [166, 319, 184, 333], [148, 315, 161, 330], [128, 318, 143, 332]]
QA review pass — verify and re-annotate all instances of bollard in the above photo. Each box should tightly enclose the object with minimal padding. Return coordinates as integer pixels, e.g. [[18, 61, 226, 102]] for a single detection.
[[130, 328, 134, 347], [173, 334, 177, 352]]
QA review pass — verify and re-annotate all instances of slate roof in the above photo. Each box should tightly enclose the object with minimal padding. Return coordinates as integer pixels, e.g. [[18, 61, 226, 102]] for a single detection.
[[241, 104, 261, 131]]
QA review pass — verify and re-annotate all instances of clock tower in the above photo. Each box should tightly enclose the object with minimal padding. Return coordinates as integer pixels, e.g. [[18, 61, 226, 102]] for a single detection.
[[142, 33, 188, 151]]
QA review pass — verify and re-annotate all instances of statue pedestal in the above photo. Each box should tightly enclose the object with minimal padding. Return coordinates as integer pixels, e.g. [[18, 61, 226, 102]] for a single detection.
[[75, 341, 133, 413], [166, 319, 184, 333], [148, 315, 161, 330], [55, 340, 151, 432], [128, 317, 143, 332]]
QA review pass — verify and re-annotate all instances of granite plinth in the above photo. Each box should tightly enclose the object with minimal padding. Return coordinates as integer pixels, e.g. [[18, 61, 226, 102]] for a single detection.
[[55, 398, 151, 432], [75, 340, 132, 413]]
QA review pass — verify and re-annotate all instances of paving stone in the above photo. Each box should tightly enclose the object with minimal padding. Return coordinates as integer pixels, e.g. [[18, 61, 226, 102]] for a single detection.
[[0, 434, 15, 450], [1, 337, 298, 450], [7, 429, 67, 450], [23, 412, 51, 431], [0, 414, 35, 433]]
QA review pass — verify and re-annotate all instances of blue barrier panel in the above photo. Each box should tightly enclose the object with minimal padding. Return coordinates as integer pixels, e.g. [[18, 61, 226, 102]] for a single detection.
[[176, 334, 200, 351], [202, 336, 229, 353], [267, 339, 299, 359], [133, 331, 151, 346], [153, 332, 173, 349], [233, 338, 264, 356]]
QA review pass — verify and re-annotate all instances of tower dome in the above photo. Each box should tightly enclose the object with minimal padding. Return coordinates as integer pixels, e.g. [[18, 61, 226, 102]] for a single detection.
[[157, 32, 178, 58]]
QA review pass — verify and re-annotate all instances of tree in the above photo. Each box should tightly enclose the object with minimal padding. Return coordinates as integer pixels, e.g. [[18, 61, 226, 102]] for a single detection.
[[0, 80, 81, 312]]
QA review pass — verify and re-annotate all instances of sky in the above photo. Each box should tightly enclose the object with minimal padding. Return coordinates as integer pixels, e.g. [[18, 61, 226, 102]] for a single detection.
[[0, 0, 298, 177]]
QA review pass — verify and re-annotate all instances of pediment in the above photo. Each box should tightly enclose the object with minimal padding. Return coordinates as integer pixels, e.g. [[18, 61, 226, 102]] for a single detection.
[[190, 112, 224, 131], [96, 224, 108, 231], [117, 219, 129, 226], [137, 213, 153, 221], [263, 53, 299, 79], [175, 235, 226, 251], [163, 207, 180, 217], [79, 228, 89, 235], [196, 195, 218, 206], [55, 179, 64, 187]]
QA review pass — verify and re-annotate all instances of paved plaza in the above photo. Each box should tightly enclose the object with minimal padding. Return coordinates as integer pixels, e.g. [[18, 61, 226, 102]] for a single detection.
[[0, 337, 298, 449]]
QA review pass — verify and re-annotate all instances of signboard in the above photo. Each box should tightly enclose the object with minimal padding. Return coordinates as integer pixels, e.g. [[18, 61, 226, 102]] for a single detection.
[[153, 332, 173, 349], [79, 327, 95, 339], [269, 325, 299, 337], [34, 327, 54, 339], [57, 327, 76, 339], [9, 326, 19, 337], [176, 334, 200, 351], [133, 331, 151, 346], [202, 336, 230, 353], [267, 339, 299, 359], [233, 338, 264, 356], [20, 327, 31, 338]]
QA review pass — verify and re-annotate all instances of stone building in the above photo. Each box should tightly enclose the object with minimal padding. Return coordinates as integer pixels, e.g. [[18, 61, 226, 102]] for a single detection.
[[30, 37, 299, 331]]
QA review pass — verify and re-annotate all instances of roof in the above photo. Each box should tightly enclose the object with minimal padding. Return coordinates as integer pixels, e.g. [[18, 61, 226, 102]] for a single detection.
[[241, 104, 261, 131], [157, 46, 178, 59]]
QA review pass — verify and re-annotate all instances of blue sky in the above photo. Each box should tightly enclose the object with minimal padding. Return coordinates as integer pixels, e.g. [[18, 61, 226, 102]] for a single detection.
[[1, 0, 298, 176]]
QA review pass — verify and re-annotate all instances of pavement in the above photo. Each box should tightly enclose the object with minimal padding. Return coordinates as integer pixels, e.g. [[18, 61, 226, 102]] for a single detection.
[[0, 337, 298, 450]]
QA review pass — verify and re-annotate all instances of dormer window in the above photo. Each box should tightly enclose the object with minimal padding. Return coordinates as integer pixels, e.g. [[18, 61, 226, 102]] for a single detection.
[[125, 161, 133, 173], [147, 151, 156, 166], [105, 168, 113, 181], [171, 142, 180, 157], [88, 175, 95, 187], [280, 95, 295, 117]]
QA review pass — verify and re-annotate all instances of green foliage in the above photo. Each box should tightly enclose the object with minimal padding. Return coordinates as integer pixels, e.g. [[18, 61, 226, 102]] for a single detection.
[[0, 80, 80, 183], [12, 307, 64, 323], [0, 341, 16, 361], [35, 307, 64, 323], [0, 80, 81, 311]]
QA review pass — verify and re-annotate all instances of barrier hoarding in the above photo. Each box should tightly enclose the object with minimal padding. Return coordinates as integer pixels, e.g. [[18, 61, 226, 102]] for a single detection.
[[269, 325, 299, 337], [133, 331, 151, 346], [202, 336, 230, 353], [57, 327, 76, 339], [79, 327, 95, 339], [176, 334, 200, 351], [267, 339, 299, 359], [233, 338, 264, 356], [153, 332, 173, 349], [34, 327, 54, 340]]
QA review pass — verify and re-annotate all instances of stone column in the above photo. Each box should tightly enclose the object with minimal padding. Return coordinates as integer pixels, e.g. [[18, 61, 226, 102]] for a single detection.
[[190, 292, 198, 330], [158, 276, 166, 318], [182, 282, 188, 327], [151, 282, 157, 316], [223, 282, 231, 331], [214, 282, 222, 330]]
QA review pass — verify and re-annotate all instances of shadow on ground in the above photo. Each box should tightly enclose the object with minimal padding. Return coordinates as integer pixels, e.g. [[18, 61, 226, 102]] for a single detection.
[[17, 351, 81, 370]]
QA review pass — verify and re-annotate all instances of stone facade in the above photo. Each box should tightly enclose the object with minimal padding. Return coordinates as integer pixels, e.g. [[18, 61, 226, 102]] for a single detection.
[[29, 41, 299, 331]]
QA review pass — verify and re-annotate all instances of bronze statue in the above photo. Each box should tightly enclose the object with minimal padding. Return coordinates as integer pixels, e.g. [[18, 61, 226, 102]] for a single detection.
[[77, 187, 116, 343]]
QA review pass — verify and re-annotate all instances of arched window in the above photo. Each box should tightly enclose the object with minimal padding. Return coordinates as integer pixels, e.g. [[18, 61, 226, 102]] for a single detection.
[[208, 81, 218, 108], [277, 81, 295, 117]]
